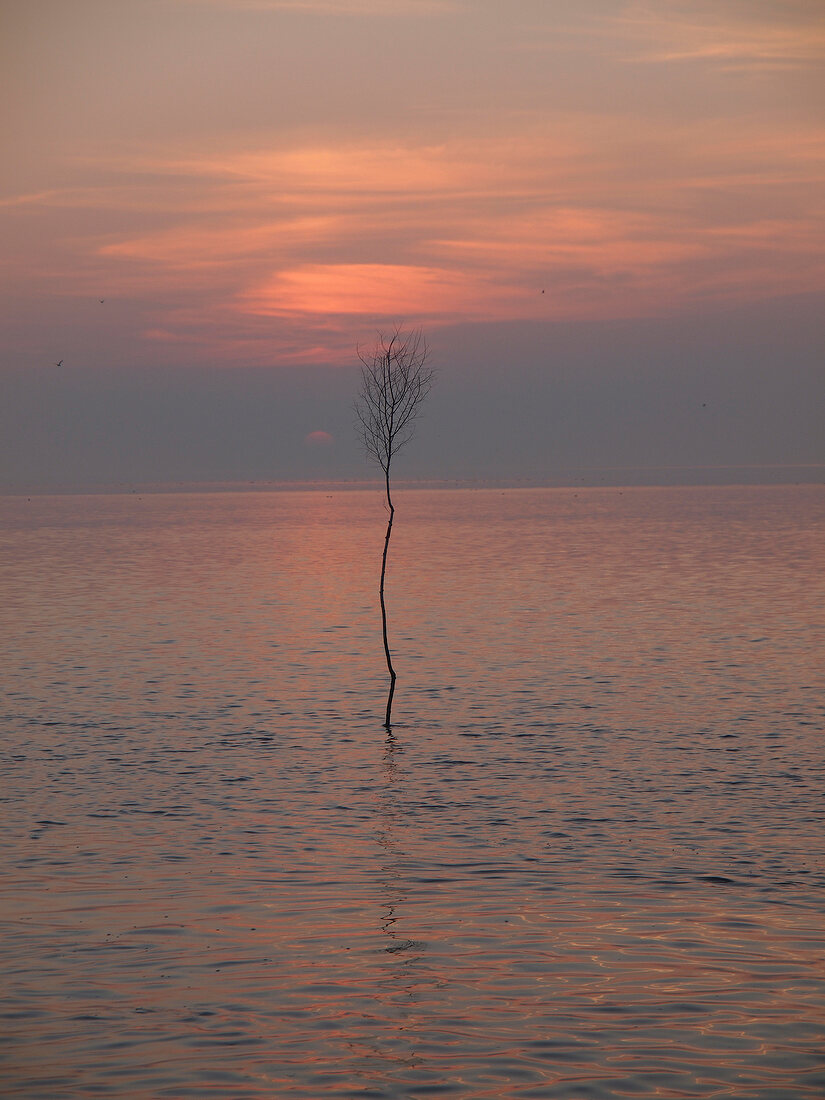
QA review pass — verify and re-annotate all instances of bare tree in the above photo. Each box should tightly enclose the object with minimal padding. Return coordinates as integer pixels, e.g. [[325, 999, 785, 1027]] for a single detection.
[[355, 327, 434, 729]]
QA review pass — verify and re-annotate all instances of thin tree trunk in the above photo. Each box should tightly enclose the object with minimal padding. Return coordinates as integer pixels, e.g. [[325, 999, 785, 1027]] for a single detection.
[[380, 466, 396, 728]]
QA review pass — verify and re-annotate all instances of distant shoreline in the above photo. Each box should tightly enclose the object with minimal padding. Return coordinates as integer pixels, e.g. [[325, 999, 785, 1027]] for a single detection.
[[2, 465, 823, 497]]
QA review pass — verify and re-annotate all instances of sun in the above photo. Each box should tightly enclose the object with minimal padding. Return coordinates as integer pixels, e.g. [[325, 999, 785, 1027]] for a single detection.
[[304, 430, 334, 448]]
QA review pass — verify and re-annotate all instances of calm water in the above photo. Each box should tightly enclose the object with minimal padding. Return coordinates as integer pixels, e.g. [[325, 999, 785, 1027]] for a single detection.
[[1, 485, 823, 1098]]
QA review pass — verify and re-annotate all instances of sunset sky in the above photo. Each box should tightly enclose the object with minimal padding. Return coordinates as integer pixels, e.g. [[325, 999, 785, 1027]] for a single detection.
[[1, 0, 823, 488]]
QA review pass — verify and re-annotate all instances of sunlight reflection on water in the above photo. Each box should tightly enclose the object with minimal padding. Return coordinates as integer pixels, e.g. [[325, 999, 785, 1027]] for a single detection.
[[1, 486, 823, 1097]]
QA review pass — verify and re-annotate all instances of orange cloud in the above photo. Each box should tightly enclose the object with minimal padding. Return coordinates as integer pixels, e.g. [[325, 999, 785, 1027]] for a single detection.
[[99, 216, 345, 268], [240, 262, 525, 319], [617, 1, 825, 69]]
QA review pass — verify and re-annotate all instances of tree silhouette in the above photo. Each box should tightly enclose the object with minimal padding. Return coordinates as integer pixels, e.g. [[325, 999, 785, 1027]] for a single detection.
[[355, 327, 434, 728]]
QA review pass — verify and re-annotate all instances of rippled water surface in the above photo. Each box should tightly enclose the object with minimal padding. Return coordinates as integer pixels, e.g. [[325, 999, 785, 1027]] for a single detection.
[[1, 485, 824, 1098]]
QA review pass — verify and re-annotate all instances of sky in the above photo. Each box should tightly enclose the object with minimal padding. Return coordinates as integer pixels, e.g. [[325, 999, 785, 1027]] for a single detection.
[[1, 0, 823, 489]]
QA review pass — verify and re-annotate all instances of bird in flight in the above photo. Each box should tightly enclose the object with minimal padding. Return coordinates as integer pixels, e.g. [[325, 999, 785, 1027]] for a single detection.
[[99, 299, 105, 303], [55, 359, 63, 367]]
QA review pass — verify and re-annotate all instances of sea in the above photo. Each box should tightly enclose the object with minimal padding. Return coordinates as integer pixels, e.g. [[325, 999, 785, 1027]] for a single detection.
[[1, 484, 823, 1098]]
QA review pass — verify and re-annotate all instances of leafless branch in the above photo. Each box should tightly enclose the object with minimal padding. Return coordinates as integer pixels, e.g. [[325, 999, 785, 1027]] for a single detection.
[[355, 326, 434, 478]]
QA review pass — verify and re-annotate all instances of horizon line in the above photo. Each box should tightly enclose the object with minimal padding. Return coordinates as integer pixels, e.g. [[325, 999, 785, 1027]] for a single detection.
[[2, 464, 823, 497]]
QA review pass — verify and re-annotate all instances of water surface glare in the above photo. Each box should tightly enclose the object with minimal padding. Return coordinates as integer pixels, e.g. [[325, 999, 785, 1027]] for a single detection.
[[1, 486, 823, 1098]]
